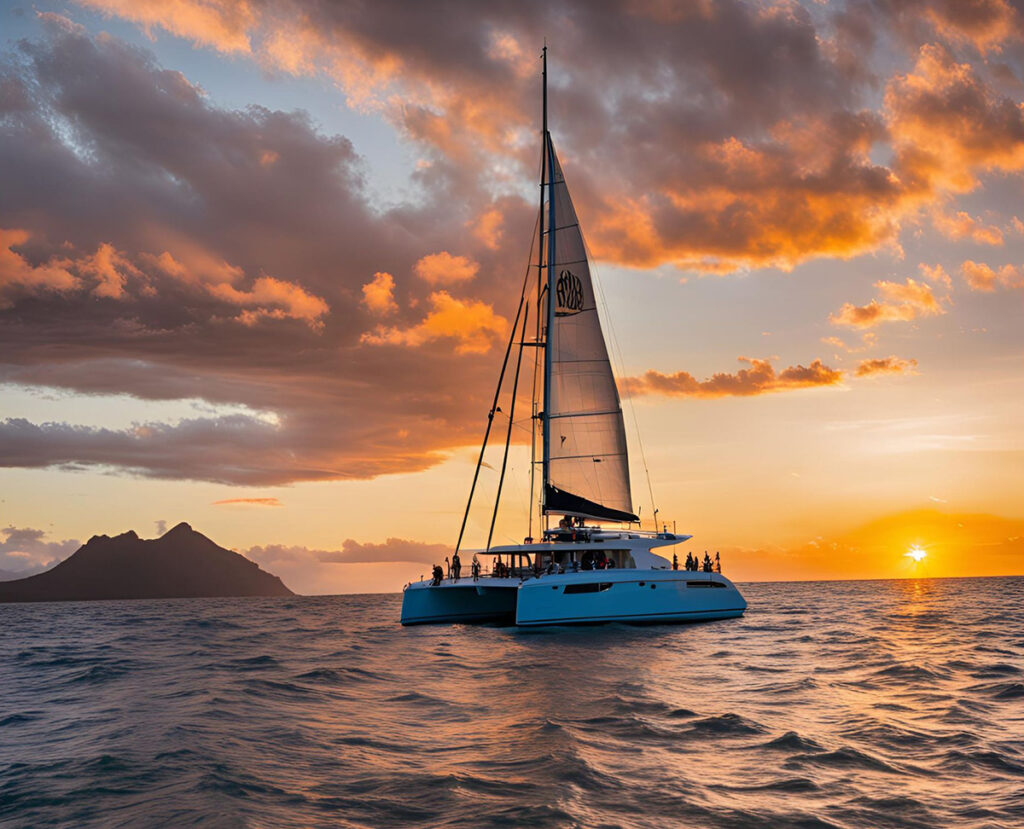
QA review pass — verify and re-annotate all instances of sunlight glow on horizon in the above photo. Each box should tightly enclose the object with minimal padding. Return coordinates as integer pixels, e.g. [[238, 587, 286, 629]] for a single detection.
[[905, 545, 928, 563]]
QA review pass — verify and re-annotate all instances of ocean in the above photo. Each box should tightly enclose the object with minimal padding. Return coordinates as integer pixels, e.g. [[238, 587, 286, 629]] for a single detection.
[[1, 577, 1022, 828]]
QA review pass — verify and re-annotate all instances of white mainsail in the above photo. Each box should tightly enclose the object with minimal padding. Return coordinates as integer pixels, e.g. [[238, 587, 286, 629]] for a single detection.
[[542, 137, 637, 523]]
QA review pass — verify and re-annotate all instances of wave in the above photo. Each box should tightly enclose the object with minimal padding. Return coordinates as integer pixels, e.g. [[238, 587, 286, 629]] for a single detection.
[[2, 577, 1022, 828]]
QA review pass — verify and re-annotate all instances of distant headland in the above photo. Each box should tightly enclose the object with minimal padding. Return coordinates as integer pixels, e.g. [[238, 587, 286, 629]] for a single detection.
[[0, 522, 293, 603]]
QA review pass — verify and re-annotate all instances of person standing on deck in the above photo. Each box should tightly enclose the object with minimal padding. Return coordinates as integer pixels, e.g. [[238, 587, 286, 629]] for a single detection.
[[452, 551, 461, 582]]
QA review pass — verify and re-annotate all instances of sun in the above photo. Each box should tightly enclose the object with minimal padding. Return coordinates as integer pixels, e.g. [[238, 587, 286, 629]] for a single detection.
[[905, 545, 927, 562]]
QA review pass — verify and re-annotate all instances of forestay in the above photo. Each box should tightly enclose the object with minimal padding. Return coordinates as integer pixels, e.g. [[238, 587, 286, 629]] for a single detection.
[[542, 138, 638, 523]]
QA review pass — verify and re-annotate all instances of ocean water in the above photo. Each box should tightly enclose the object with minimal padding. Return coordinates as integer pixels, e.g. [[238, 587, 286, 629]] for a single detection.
[[1, 577, 1022, 828]]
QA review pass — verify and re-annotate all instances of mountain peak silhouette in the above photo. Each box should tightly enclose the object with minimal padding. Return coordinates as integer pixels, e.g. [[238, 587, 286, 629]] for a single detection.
[[0, 523, 293, 603]]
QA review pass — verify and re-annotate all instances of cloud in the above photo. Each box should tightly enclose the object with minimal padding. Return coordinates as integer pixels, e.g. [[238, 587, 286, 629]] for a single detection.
[[886, 43, 1024, 194], [0, 525, 80, 576], [208, 275, 329, 329], [413, 251, 479, 285], [918, 262, 952, 290], [212, 497, 282, 507], [472, 208, 505, 250], [1, 8, 1021, 488], [361, 271, 398, 315], [0, 228, 79, 302], [79, 242, 144, 299], [830, 278, 946, 328], [931, 210, 1003, 245], [821, 332, 878, 353], [855, 356, 920, 377], [0, 22, 530, 484], [243, 537, 452, 594], [622, 357, 843, 399], [77, 0, 255, 54], [60, 1, 1024, 279], [361, 290, 507, 354], [960, 260, 1024, 291], [918, 0, 1020, 53]]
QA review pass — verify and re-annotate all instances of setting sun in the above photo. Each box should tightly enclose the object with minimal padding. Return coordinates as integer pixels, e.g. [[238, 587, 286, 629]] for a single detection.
[[905, 545, 928, 562]]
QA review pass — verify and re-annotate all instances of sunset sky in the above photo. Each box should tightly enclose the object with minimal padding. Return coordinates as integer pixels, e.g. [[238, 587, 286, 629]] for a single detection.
[[1, 0, 1022, 593]]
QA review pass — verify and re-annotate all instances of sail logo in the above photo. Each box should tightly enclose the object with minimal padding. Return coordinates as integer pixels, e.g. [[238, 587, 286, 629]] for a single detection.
[[556, 269, 584, 314]]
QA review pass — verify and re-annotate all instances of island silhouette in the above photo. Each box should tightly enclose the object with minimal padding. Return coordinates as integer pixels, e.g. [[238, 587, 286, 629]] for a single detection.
[[0, 522, 293, 602]]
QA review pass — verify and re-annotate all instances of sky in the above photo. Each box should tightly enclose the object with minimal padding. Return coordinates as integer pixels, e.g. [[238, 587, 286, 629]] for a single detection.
[[0, 0, 1022, 593]]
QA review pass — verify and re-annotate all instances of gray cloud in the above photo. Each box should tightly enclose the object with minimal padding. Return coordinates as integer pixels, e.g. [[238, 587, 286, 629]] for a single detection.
[[1, 4, 1022, 485], [0, 525, 80, 576]]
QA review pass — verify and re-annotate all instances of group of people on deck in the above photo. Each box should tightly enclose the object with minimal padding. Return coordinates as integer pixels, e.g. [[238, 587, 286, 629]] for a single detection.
[[430, 538, 722, 586], [673, 551, 721, 573], [432, 552, 483, 585], [430, 552, 508, 584]]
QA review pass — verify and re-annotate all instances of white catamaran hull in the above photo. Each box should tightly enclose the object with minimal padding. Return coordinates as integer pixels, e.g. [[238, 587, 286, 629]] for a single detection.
[[400, 568, 745, 627], [400, 578, 519, 625], [514, 571, 745, 626]]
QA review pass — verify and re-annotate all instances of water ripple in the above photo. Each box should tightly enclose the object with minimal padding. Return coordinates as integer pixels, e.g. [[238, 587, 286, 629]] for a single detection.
[[0, 577, 1021, 827]]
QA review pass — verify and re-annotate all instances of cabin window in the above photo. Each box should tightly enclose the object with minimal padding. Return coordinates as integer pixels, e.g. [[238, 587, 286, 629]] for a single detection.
[[687, 581, 726, 588], [563, 582, 613, 594]]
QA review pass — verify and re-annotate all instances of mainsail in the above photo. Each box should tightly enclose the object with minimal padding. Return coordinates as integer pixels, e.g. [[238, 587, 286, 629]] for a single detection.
[[542, 137, 638, 523]]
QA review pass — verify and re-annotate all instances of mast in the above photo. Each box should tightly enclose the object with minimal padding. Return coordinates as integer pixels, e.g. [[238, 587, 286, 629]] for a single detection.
[[541, 46, 556, 526], [531, 47, 547, 541]]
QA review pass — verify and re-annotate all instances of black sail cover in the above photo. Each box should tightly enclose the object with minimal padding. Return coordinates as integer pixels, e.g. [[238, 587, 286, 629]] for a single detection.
[[543, 138, 638, 523]]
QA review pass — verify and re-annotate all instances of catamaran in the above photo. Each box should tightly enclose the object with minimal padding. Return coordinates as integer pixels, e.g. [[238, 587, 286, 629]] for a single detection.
[[401, 50, 746, 626]]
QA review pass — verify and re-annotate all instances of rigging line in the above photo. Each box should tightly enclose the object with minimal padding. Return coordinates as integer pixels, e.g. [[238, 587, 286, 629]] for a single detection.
[[583, 232, 659, 530], [454, 211, 540, 556], [486, 301, 530, 553]]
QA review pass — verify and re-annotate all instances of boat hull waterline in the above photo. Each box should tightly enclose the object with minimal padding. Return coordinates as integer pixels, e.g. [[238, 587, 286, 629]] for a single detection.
[[401, 571, 746, 627]]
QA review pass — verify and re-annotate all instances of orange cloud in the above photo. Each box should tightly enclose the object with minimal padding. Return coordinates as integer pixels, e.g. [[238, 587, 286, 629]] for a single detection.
[[830, 278, 946, 328], [212, 497, 282, 507], [472, 208, 505, 251], [931, 209, 1003, 245], [210, 275, 329, 329], [918, 262, 952, 290], [0, 229, 78, 301], [922, 0, 1019, 53], [72, 1, 1024, 277], [855, 356, 919, 377], [960, 260, 1024, 292], [77, 0, 255, 54], [886, 44, 1024, 194], [820, 332, 878, 353], [361, 290, 506, 354], [361, 271, 398, 315], [622, 357, 842, 399], [78, 242, 144, 299], [413, 252, 479, 285]]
